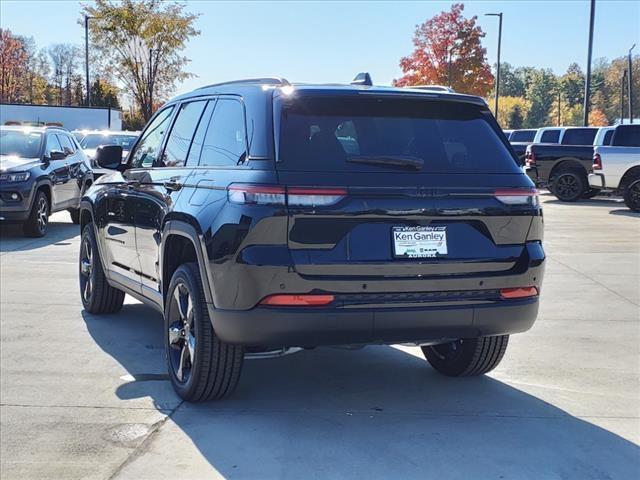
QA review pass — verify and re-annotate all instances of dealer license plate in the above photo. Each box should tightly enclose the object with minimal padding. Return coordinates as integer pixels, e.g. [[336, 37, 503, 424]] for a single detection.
[[392, 226, 448, 258]]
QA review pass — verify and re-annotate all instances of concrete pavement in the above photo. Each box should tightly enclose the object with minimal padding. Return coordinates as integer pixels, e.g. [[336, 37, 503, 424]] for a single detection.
[[1, 194, 639, 479]]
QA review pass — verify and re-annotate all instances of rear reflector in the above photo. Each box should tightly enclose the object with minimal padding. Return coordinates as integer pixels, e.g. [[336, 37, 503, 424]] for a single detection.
[[260, 294, 335, 306], [228, 184, 346, 207], [494, 188, 539, 206], [500, 286, 539, 299]]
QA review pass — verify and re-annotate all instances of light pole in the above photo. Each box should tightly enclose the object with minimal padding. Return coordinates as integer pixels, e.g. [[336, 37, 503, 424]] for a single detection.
[[583, 0, 595, 126], [84, 15, 93, 106], [629, 44, 636, 123], [486, 12, 503, 122]]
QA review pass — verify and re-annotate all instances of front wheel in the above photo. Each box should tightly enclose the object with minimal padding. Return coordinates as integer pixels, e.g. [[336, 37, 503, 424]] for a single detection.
[[422, 335, 509, 376], [79, 223, 125, 313], [551, 170, 585, 202], [623, 178, 640, 212], [165, 262, 244, 402], [23, 191, 49, 237]]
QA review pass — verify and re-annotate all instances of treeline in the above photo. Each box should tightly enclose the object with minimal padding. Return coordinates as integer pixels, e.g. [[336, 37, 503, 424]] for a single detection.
[[493, 58, 640, 129], [0, 28, 120, 109]]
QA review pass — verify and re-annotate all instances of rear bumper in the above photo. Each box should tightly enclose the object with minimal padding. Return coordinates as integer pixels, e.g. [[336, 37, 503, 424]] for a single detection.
[[588, 173, 605, 189], [209, 297, 539, 348]]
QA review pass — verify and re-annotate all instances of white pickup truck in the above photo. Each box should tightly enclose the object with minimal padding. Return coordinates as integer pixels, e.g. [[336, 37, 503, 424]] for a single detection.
[[589, 125, 640, 212]]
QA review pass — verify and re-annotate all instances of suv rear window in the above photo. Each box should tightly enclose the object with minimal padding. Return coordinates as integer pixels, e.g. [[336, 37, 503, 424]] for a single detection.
[[540, 130, 561, 143], [277, 97, 519, 174], [561, 128, 597, 145], [612, 125, 640, 147]]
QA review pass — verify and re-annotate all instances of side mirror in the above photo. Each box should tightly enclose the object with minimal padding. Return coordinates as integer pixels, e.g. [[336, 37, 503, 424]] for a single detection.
[[95, 145, 124, 169], [48, 150, 67, 161]]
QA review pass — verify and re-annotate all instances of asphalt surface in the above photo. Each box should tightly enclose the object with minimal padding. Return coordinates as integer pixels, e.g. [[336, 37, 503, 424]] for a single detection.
[[1, 194, 639, 480]]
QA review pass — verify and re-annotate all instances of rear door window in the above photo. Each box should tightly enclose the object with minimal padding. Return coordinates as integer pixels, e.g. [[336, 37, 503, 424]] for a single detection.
[[603, 130, 614, 145], [161, 100, 207, 167], [198, 98, 247, 167], [612, 125, 640, 147], [561, 128, 597, 145], [540, 130, 561, 143], [277, 97, 520, 174]]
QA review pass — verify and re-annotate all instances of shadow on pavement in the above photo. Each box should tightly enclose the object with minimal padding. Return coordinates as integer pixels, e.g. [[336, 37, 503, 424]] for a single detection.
[[82, 303, 640, 478], [543, 197, 627, 208], [0, 219, 79, 253], [610, 208, 640, 218]]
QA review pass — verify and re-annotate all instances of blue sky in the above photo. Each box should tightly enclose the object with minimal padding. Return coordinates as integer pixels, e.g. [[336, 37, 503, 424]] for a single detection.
[[1, 0, 639, 96]]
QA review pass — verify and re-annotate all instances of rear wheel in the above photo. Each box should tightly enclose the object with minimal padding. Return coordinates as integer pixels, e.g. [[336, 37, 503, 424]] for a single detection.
[[23, 191, 49, 237], [165, 262, 244, 402], [422, 335, 509, 376], [623, 178, 640, 212], [550, 170, 585, 202], [79, 223, 125, 313]]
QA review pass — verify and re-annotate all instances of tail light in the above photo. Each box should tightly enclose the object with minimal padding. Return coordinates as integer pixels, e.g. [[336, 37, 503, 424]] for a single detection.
[[593, 153, 602, 171], [500, 286, 539, 299], [228, 184, 346, 207], [260, 294, 335, 306], [494, 188, 539, 206], [525, 147, 536, 167]]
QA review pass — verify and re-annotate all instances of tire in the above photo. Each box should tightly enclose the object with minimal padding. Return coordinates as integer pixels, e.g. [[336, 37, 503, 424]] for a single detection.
[[68, 208, 80, 224], [422, 335, 509, 377], [623, 178, 640, 212], [550, 170, 585, 202], [165, 262, 244, 402], [79, 223, 125, 314], [581, 188, 600, 199], [23, 190, 49, 237]]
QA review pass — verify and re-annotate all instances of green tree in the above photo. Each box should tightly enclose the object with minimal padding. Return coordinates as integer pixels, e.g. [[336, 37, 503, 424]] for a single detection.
[[507, 104, 524, 129], [559, 62, 584, 108], [82, 0, 200, 120], [524, 68, 557, 128], [90, 78, 121, 108], [497, 62, 525, 97]]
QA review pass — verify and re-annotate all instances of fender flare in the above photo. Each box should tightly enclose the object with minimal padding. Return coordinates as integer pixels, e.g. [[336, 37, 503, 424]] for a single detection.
[[161, 220, 215, 307]]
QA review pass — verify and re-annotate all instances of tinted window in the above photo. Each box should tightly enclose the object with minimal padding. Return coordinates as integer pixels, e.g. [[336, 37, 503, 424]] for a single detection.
[[45, 134, 62, 155], [540, 130, 560, 143], [278, 97, 520, 174], [198, 99, 247, 167], [602, 130, 614, 145], [162, 100, 207, 167], [511, 130, 536, 142], [57, 134, 75, 154], [81, 134, 138, 150], [612, 125, 640, 147], [129, 107, 174, 168], [0, 130, 42, 158], [561, 128, 597, 145]]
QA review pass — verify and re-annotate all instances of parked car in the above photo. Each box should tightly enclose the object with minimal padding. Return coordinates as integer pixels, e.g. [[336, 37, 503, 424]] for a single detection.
[[589, 124, 640, 211], [0, 126, 92, 236], [593, 126, 616, 146], [524, 127, 600, 201], [76, 130, 139, 179], [78, 76, 545, 402]]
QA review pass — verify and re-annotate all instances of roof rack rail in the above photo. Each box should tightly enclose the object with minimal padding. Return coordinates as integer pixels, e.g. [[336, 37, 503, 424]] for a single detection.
[[197, 77, 291, 90], [351, 72, 372, 86]]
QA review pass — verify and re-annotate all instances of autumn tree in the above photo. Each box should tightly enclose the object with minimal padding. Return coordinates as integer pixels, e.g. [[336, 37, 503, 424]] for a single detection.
[[82, 0, 200, 120], [588, 109, 608, 126], [90, 78, 121, 108], [394, 3, 493, 97], [0, 29, 29, 102]]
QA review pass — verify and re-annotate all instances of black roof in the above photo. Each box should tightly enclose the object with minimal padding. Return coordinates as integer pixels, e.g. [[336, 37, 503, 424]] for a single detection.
[[168, 78, 488, 107]]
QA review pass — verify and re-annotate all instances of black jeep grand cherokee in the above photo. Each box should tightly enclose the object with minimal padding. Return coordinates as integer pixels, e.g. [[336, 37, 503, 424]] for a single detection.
[[79, 77, 545, 402]]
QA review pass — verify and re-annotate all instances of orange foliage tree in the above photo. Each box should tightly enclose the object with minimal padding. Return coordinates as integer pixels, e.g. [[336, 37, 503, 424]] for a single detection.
[[588, 109, 608, 126], [0, 29, 28, 102], [394, 3, 494, 97]]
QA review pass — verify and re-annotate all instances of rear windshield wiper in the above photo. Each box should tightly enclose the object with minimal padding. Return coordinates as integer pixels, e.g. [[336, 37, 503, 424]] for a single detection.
[[346, 155, 424, 170]]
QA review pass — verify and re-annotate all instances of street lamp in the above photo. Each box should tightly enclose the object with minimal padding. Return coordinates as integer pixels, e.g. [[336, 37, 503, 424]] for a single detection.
[[84, 15, 94, 106], [485, 13, 503, 123], [583, 0, 595, 126], [629, 44, 636, 123]]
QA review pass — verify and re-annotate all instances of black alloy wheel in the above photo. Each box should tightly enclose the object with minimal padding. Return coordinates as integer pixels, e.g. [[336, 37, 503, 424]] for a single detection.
[[167, 282, 197, 384]]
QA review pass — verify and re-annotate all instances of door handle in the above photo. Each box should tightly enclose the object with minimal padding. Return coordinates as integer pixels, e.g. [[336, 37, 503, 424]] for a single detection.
[[163, 180, 183, 192]]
